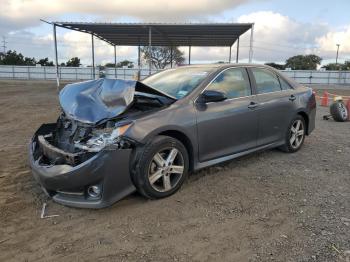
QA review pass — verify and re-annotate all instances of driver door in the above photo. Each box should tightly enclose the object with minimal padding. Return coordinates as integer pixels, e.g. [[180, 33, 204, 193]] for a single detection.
[[195, 67, 259, 162]]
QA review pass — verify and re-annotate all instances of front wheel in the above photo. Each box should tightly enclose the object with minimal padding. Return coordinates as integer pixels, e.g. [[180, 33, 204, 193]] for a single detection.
[[280, 115, 306, 153], [132, 135, 189, 199]]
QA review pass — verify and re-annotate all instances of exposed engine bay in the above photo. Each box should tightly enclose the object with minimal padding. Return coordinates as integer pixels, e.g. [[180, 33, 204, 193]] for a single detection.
[[32, 79, 175, 167]]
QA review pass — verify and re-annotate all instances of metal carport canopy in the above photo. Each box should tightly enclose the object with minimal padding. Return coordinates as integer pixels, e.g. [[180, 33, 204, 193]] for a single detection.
[[53, 22, 253, 47], [48, 21, 255, 88]]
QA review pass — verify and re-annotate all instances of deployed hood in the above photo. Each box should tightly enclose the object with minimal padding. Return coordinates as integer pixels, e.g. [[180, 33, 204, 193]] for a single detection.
[[59, 78, 174, 124]]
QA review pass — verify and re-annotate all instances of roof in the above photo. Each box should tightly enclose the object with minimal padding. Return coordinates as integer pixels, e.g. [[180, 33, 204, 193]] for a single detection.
[[53, 22, 253, 47]]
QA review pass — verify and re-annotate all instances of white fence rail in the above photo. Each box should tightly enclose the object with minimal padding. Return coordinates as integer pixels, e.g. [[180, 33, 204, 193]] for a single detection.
[[0, 65, 160, 81], [281, 70, 350, 85], [0, 65, 350, 85]]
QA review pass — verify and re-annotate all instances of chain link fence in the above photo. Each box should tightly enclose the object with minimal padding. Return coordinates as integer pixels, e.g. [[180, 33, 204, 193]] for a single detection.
[[1, 65, 350, 84]]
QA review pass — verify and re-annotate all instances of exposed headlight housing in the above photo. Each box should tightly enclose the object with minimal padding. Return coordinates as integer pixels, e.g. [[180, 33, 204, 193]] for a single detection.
[[75, 123, 132, 152]]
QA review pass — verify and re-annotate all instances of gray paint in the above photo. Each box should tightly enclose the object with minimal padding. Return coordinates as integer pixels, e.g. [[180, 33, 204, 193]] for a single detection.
[[29, 64, 316, 208], [59, 78, 173, 124], [125, 64, 316, 170]]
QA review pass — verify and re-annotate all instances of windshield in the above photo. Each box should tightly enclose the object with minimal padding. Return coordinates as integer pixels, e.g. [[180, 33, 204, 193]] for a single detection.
[[142, 67, 214, 99]]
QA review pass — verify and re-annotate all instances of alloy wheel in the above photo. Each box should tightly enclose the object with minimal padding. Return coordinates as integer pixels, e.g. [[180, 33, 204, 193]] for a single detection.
[[148, 147, 185, 192], [290, 119, 305, 149], [338, 103, 348, 119]]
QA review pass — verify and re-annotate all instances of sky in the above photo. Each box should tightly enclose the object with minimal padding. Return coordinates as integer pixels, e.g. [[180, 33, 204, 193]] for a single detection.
[[1, 0, 350, 66]]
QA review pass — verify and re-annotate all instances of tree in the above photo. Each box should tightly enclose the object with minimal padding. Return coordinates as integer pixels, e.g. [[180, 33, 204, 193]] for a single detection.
[[38, 57, 54, 66], [285, 54, 322, 70], [0, 50, 36, 65], [322, 61, 350, 71], [141, 46, 185, 69], [117, 60, 134, 68], [265, 62, 285, 70], [104, 60, 134, 68], [66, 57, 81, 67], [104, 63, 116, 68]]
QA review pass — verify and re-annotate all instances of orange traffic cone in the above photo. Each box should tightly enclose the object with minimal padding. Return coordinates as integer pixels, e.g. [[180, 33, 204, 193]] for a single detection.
[[321, 91, 329, 107], [346, 99, 350, 121]]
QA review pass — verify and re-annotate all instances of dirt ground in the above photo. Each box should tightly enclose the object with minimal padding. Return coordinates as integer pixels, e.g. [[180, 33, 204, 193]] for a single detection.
[[0, 80, 349, 262]]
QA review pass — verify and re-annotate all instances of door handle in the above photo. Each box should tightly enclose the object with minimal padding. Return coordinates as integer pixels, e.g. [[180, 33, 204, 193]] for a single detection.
[[289, 95, 296, 101], [248, 102, 258, 109]]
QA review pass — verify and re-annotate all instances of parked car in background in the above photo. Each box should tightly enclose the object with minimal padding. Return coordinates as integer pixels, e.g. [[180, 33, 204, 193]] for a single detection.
[[29, 64, 316, 208]]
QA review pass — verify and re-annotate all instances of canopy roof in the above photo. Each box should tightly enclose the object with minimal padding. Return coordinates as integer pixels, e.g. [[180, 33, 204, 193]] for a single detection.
[[53, 22, 253, 46]]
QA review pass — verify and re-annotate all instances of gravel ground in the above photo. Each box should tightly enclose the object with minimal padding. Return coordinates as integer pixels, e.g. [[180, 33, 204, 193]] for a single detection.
[[0, 80, 349, 262]]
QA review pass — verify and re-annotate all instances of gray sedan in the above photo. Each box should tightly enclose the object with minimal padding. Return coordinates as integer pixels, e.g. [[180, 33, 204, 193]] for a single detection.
[[29, 64, 316, 208]]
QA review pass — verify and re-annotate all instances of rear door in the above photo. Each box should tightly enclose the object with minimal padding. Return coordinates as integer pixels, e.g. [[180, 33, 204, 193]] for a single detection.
[[196, 67, 259, 162], [248, 67, 296, 146]]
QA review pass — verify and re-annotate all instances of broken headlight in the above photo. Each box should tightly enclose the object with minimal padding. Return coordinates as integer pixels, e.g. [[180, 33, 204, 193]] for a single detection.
[[74, 123, 132, 152]]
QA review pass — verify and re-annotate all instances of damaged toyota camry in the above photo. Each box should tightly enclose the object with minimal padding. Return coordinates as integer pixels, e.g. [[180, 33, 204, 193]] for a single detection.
[[29, 64, 316, 208]]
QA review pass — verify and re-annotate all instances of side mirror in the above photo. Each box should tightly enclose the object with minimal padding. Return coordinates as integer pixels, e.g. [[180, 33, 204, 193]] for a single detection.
[[197, 90, 227, 103]]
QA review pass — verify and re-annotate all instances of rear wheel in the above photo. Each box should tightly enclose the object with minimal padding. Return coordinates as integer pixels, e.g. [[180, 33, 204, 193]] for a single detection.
[[280, 115, 306, 153], [132, 135, 189, 199]]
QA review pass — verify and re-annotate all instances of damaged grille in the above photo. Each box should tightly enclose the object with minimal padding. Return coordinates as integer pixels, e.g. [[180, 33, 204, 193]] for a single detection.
[[37, 134, 87, 166], [32, 121, 97, 167]]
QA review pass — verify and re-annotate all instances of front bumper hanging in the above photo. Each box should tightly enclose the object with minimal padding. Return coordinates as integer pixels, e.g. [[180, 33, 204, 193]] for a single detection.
[[29, 124, 136, 208]]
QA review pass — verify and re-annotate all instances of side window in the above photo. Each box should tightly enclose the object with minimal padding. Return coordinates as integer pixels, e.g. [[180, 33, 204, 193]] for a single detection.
[[252, 68, 281, 94], [207, 68, 251, 99], [278, 76, 292, 90]]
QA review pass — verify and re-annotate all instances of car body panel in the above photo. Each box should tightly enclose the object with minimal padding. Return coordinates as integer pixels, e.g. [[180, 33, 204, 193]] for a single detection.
[[29, 124, 136, 208], [29, 63, 316, 208], [195, 95, 259, 162]]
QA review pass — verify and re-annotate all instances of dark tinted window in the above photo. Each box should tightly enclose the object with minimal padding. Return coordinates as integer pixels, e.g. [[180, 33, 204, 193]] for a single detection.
[[252, 68, 281, 94], [279, 76, 292, 90], [207, 68, 251, 99]]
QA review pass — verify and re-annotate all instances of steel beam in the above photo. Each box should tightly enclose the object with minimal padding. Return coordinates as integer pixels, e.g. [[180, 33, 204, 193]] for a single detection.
[[229, 45, 232, 63], [249, 24, 254, 63], [53, 24, 59, 89], [148, 27, 152, 75], [138, 44, 141, 80], [236, 37, 240, 63], [91, 34, 95, 79], [114, 45, 117, 78], [170, 46, 173, 68]]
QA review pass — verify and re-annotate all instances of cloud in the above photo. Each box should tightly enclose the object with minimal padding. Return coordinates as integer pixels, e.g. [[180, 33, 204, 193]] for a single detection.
[[236, 11, 330, 62], [316, 26, 350, 59], [0, 0, 261, 33], [2, 5, 350, 65]]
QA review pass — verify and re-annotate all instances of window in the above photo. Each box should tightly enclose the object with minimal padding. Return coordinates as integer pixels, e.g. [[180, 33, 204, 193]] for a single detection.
[[252, 68, 281, 94], [142, 67, 215, 99], [279, 76, 292, 90], [207, 68, 251, 99]]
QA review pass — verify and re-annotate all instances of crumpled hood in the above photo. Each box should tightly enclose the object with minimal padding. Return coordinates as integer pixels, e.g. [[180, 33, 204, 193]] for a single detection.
[[59, 79, 135, 124], [59, 78, 174, 124]]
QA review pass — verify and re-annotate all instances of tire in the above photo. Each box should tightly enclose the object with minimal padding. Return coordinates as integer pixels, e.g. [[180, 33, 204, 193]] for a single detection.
[[280, 115, 306, 153], [132, 135, 189, 199], [330, 101, 348, 122]]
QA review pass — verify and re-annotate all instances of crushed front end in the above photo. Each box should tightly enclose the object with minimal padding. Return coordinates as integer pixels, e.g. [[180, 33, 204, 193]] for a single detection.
[[29, 78, 174, 208], [29, 116, 136, 208]]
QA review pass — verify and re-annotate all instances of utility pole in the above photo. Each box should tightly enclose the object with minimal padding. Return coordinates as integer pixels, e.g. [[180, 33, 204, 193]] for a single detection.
[[1, 36, 8, 54], [336, 44, 340, 65]]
